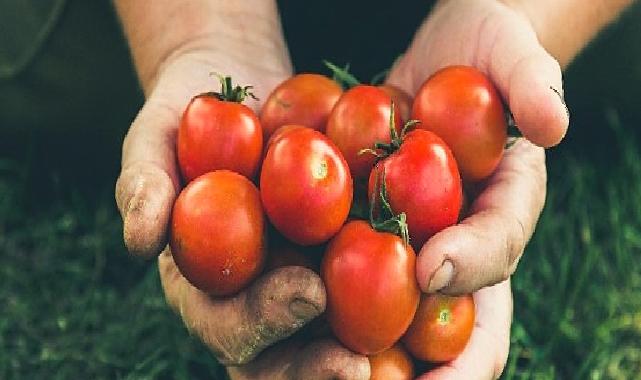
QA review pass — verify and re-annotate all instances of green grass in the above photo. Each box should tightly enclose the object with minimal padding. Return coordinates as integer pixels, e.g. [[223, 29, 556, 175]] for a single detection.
[[2, 109, 641, 379]]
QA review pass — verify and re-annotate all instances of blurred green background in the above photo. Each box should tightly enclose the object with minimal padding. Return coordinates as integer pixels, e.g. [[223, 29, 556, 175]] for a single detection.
[[1, 1, 641, 379]]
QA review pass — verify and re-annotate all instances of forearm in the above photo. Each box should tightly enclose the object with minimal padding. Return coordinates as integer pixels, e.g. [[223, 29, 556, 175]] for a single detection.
[[114, 0, 290, 93], [503, 0, 636, 68]]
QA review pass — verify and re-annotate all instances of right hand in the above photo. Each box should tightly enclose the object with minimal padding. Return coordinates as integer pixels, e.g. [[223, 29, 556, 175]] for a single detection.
[[113, 15, 368, 377]]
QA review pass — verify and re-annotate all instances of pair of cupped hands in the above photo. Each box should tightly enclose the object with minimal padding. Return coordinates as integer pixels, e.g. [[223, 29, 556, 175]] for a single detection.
[[115, 1, 568, 379]]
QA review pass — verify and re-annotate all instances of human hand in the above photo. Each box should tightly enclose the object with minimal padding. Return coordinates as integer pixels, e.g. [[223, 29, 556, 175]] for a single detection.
[[386, 0, 550, 302], [385, 1, 554, 377], [159, 250, 370, 379], [113, 2, 370, 374]]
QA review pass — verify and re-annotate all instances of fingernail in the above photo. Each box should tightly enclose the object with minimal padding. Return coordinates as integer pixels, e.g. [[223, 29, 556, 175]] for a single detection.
[[550, 86, 570, 119], [427, 260, 454, 293], [289, 298, 320, 320]]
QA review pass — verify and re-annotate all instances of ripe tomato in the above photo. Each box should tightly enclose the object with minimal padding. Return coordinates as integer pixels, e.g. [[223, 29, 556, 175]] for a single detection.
[[379, 84, 412, 123], [260, 73, 343, 138], [369, 344, 415, 380], [170, 170, 265, 296], [412, 66, 507, 182], [368, 129, 462, 250], [322, 220, 420, 355], [260, 128, 352, 245], [178, 83, 263, 182], [403, 294, 475, 363], [326, 85, 402, 179]]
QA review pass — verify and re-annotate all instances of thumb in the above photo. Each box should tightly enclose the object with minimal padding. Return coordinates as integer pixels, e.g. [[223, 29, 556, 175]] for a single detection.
[[115, 97, 181, 258], [159, 250, 326, 365], [482, 6, 569, 147]]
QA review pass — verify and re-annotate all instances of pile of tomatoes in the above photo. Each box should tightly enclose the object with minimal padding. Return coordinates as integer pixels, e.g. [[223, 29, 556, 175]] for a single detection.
[[170, 65, 507, 378]]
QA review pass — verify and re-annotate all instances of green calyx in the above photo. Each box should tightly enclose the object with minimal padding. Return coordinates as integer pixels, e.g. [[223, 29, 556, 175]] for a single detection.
[[369, 168, 410, 245], [323, 60, 361, 89], [359, 101, 420, 161], [208, 73, 258, 103]]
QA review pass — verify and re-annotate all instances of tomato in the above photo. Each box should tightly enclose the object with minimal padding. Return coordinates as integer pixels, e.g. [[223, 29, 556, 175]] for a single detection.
[[170, 170, 265, 296], [379, 84, 412, 123], [412, 66, 507, 182], [260, 73, 343, 138], [326, 85, 402, 179], [322, 220, 420, 355], [368, 129, 462, 250], [260, 128, 352, 245], [178, 79, 263, 182], [402, 294, 475, 363], [369, 344, 415, 380]]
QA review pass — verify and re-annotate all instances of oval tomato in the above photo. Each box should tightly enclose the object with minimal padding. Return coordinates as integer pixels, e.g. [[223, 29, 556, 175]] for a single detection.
[[260, 73, 343, 138], [170, 170, 265, 296], [260, 128, 352, 245], [369, 344, 415, 380], [322, 220, 420, 355], [368, 129, 462, 250], [178, 93, 262, 182], [403, 294, 475, 363], [412, 66, 507, 182], [326, 85, 401, 179]]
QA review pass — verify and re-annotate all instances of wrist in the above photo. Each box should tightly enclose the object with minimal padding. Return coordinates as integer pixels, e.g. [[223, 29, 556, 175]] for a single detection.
[[116, 0, 291, 94]]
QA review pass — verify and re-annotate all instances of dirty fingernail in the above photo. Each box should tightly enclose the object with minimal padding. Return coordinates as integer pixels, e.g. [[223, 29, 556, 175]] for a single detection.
[[289, 298, 321, 320], [427, 260, 454, 293]]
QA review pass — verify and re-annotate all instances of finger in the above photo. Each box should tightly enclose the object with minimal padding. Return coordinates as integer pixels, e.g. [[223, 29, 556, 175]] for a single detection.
[[227, 338, 369, 380], [418, 280, 512, 380], [290, 338, 370, 380], [115, 96, 181, 259], [480, 6, 569, 147], [417, 139, 545, 294], [158, 249, 326, 365]]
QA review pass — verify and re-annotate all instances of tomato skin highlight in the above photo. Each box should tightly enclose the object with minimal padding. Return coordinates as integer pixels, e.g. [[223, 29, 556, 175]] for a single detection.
[[260, 127, 352, 246], [322, 220, 420, 355], [260, 73, 343, 138], [178, 95, 263, 182], [368, 129, 462, 251], [402, 294, 475, 363], [369, 344, 415, 380], [170, 171, 266, 296], [326, 85, 402, 180], [412, 66, 507, 182]]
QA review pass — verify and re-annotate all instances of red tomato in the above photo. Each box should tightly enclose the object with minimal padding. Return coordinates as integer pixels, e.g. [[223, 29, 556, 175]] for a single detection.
[[369, 344, 415, 380], [326, 85, 402, 179], [412, 66, 507, 182], [260, 73, 343, 138], [403, 294, 475, 363], [170, 170, 265, 296], [368, 129, 462, 250], [379, 84, 412, 123], [178, 94, 262, 182], [322, 220, 420, 355], [260, 128, 352, 245]]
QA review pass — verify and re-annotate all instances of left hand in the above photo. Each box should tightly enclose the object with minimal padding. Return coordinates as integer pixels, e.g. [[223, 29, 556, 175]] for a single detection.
[[387, 1, 560, 377]]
